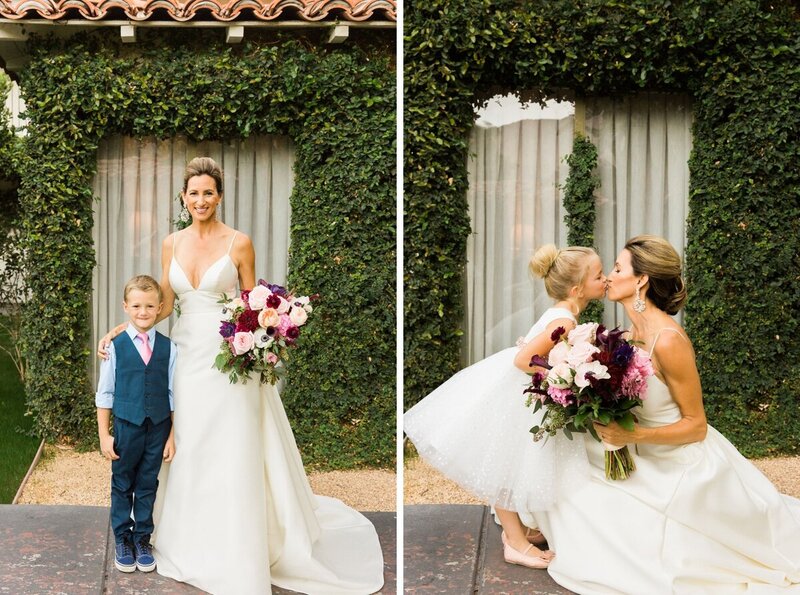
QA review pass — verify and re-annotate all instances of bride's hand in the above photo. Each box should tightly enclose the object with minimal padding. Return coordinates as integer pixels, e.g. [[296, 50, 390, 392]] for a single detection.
[[97, 323, 127, 359], [593, 421, 637, 447]]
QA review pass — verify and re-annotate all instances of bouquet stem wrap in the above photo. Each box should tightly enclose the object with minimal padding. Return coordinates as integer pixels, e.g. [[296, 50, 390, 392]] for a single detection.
[[602, 442, 636, 480]]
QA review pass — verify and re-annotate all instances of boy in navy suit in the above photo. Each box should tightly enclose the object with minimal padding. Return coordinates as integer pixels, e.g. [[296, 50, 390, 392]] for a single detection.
[[96, 275, 176, 573]]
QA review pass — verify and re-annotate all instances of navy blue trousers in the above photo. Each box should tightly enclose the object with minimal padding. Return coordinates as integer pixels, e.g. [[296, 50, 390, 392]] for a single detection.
[[110, 416, 171, 544]]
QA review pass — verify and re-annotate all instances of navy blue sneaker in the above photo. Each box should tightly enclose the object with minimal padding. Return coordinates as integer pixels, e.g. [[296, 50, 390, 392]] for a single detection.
[[134, 538, 156, 572], [114, 538, 136, 573]]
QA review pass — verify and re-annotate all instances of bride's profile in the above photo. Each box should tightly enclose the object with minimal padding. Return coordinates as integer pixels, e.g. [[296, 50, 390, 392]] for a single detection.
[[99, 157, 384, 594]]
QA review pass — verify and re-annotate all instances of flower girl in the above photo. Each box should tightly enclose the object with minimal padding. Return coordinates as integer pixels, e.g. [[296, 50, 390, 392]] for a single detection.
[[404, 245, 607, 568]]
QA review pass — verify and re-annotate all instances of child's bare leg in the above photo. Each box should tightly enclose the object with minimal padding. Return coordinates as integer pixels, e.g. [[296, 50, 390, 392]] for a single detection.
[[494, 507, 551, 557]]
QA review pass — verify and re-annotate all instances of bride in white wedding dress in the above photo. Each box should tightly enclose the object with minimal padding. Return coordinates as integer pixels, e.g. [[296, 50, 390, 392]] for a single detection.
[[101, 157, 384, 594], [532, 236, 800, 594]]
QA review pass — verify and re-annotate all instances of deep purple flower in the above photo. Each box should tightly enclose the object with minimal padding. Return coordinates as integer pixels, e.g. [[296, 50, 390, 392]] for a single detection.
[[550, 326, 566, 342], [266, 294, 282, 309], [219, 321, 236, 338], [529, 355, 551, 369], [285, 326, 300, 341], [612, 343, 635, 367], [265, 326, 277, 336], [268, 283, 289, 298]]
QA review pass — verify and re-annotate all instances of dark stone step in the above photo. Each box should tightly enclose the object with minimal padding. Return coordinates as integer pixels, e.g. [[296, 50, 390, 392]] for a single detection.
[[0, 505, 395, 594], [404, 504, 574, 594]]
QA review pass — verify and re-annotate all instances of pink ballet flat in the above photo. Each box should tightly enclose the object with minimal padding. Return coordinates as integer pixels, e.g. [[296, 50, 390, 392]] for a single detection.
[[501, 531, 555, 561], [524, 527, 548, 547], [503, 541, 551, 569]]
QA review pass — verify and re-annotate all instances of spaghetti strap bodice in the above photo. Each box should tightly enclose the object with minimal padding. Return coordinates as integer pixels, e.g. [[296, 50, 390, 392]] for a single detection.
[[169, 230, 239, 310]]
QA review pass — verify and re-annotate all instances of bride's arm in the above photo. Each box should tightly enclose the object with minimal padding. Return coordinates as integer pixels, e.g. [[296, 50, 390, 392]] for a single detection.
[[232, 232, 256, 291], [96, 233, 176, 359], [156, 233, 177, 322], [597, 332, 707, 446], [513, 318, 576, 371]]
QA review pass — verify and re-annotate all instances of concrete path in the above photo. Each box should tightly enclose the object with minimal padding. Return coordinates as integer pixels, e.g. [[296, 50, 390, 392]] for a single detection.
[[404, 504, 574, 594], [0, 504, 396, 594]]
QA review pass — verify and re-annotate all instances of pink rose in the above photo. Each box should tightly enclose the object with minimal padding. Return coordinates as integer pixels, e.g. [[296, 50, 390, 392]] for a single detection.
[[289, 306, 308, 326], [566, 342, 600, 367], [547, 341, 570, 367], [248, 285, 271, 310], [265, 352, 279, 365], [258, 308, 280, 328], [568, 322, 599, 346], [232, 332, 255, 355], [276, 296, 291, 314]]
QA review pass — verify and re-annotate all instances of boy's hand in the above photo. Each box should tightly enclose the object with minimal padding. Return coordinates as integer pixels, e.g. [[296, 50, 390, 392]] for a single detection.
[[163, 434, 176, 462], [100, 434, 119, 460]]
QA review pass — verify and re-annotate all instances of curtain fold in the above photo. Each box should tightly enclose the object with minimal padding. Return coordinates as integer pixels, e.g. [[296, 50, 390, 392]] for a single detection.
[[586, 93, 692, 328], [465, 117, 573, 363], [91, 135, 294, 381], [464, 93, 692, 364]]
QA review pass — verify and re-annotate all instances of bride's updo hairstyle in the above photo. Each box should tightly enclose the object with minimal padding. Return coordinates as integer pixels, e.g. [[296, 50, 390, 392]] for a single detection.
[[183, 157, 224, 194], [624, 235, 687, 315], [529, 244, 598, 300]]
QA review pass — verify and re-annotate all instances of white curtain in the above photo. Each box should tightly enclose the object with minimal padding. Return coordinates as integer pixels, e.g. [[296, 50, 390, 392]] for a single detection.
[[465, 93, 692, 364], [91, 135, 295, 380], [585, 94, 692, 328], [465, 117, 574, 363]]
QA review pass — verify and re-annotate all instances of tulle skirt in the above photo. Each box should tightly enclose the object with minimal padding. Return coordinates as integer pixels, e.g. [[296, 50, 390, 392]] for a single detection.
[[404, 347, 589, 512]]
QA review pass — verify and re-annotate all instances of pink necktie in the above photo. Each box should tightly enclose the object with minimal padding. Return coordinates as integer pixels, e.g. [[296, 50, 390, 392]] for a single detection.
[[137, 332, 152, 365]]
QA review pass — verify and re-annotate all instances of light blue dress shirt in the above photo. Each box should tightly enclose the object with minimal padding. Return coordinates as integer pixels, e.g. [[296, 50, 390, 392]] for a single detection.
[[95, 324, 177, 412]]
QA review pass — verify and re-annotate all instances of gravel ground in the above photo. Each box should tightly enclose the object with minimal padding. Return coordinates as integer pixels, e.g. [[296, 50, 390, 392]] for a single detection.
[[17, 444, 396, 512], [404, 455, 800, 504], [18, 445, 800, 510]]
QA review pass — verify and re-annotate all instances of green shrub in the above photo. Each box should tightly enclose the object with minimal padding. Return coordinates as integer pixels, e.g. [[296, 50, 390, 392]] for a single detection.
[[405, 0, 800, 455], [18, 30, 395, 467]]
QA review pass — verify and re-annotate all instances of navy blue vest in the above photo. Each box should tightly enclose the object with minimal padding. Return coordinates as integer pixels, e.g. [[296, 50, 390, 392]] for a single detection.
[[112, 331, 171, 426]]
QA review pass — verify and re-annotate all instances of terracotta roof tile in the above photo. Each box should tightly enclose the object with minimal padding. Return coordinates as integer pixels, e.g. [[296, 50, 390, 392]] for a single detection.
[[0, 0, 396, 22]]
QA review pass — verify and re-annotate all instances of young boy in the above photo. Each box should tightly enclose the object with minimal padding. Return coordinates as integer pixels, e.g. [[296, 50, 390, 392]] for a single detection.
[[95, 275, 176, 573]]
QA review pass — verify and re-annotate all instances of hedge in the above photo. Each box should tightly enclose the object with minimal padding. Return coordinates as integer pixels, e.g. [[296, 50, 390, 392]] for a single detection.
[[404, 0, 800, 456], [17, 29, 396, 468]]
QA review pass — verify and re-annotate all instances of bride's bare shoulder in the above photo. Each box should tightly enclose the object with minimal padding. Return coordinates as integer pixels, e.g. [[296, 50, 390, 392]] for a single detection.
[[230, 228, 253, 250]]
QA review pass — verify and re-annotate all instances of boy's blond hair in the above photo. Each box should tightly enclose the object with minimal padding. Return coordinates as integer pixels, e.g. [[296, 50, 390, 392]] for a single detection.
[[123, 275, 163, 302]]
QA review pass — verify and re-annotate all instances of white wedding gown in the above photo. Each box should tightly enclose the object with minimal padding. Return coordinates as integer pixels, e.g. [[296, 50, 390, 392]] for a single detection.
[[404, 307, 590, 513], [532, 331, 800, 594], [151, 250, 384, 594]]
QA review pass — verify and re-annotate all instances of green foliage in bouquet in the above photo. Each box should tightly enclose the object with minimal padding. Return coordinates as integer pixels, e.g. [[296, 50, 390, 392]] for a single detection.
[[17, 30, 395, 467], [405, 0, 800, 455]]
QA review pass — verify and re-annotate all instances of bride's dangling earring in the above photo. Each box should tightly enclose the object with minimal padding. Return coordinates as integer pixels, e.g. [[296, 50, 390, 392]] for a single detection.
[[633, 286, 646, 313]]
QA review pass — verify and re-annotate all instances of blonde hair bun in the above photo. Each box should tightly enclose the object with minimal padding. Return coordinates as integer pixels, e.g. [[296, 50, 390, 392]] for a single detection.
[[529, 244, 560, 279], [529, 244, 598, 300]]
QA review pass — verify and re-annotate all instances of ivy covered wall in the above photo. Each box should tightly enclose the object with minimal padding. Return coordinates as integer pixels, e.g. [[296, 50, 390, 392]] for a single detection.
[[405, 0, 800, 456], [18, 30, 396, 468]]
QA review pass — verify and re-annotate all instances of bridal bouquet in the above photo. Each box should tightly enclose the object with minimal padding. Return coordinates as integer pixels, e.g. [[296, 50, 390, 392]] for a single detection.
[[524, 323, 653, 480], [213, 280, 315, 385]]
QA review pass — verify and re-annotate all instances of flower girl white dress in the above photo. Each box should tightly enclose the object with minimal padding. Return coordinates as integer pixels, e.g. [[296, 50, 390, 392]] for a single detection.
[[151, 245, 384, 595], [404, 307, 589, 513]]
